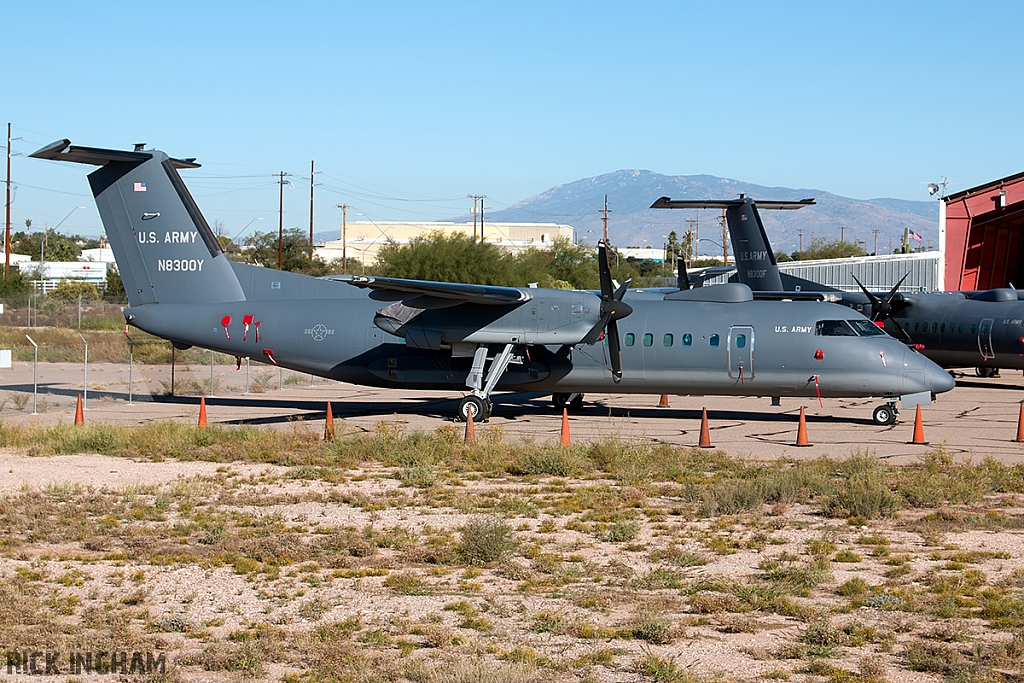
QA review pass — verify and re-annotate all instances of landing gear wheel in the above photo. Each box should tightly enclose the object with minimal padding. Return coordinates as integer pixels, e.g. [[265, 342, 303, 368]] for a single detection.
[[458, 395, 489, 422], [976, 367, 998, 378], [872, 404, 898, 426], [553, 393, 585, 411]]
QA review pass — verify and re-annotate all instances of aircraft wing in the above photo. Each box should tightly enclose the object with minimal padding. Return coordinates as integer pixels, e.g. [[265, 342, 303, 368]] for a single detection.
[[341, 276, 531, 308], [650, 197, 815, 210]]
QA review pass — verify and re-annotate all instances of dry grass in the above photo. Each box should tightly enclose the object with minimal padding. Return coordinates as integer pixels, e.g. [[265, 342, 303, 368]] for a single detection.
[[0, 425, 1023, 681]]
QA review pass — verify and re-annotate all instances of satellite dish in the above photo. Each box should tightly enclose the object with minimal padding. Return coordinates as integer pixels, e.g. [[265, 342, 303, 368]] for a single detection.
[[927, 183, 940, 196]]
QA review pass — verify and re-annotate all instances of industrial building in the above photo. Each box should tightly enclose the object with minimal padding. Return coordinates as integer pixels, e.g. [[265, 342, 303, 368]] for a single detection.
[[314, 221, 574, 267], [698, 250, 942, 292], [941, 171, 1024, 291]]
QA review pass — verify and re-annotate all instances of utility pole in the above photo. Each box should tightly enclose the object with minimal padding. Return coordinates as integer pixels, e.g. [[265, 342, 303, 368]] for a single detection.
[[308, 161, 315, 258], [601, 195, 611, 244], [479, 196, 485, 241], [685, 217, 696, 261], [337, 203, 349, 272], [798, 228, 804, 257], [840, 225, 845, 243], [468, 194, 485, 242], [720, 209, 728, 264], [872, 229, 880, 255], [4, 123, 12, 278], [276, 172, 291, 269]]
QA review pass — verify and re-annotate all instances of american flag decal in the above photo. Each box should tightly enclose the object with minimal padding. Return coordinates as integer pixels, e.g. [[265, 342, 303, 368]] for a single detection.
[[134, 182, 147, 192]]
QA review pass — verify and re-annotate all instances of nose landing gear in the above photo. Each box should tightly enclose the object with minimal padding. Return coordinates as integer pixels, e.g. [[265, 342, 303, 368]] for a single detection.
[[872, 403, 899, 426]]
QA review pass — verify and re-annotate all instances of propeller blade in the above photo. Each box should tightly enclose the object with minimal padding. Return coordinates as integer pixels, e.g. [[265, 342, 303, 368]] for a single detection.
[[582, 311, 612, 345], [612, 278, 631, 302], [597, 241, 613, 301], [851, 275, 886, 320], [607, 319, 623, 382], [882, 272, 910, 306], [677, 257, 691, 290], [851, 275, 881, 307]]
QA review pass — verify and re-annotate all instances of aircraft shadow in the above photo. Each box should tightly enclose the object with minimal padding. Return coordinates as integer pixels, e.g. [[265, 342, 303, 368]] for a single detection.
[[0, 383, 871, 427]]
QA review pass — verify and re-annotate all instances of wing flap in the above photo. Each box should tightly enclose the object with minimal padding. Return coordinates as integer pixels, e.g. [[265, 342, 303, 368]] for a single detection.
[[341, 276, 530, 308]]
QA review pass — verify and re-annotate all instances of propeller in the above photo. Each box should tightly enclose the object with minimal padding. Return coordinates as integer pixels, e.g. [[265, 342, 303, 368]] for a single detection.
[[852, 273, 913, 341], [583, 241, 633, 382], [851, 272, 909, 321]]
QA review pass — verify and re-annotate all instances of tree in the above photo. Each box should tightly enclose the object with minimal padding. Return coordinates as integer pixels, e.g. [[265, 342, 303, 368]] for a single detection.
[[235, 228, 331, 275], [513, 238, 599, 289], [103, 267, 127, 303], [0, 270, 31, 305], [792, 237, 867, 261], [375, 232, 515, 284], [49, 279, 100, 305]]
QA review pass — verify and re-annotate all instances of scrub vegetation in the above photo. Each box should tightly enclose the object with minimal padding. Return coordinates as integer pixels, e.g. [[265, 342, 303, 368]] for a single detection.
[[0, 421, 1023, 683]]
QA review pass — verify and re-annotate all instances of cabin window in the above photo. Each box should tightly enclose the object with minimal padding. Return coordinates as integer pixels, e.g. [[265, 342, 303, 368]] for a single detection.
[[848, 320, 885, 336], [683, 333, 692, 347], [643, 333, 653, 347], [940, 323, 945, 333], [815, 320, 857, 336], [914, 322, 920, 332], [932, 323, 938, 333], [970, 324, 977, 334], [710, 334, 720, 347], [735, 334, 746, 349], [958, 324, 963, 334], [663, 333, 674, 347], [625, 333, 635, 347]]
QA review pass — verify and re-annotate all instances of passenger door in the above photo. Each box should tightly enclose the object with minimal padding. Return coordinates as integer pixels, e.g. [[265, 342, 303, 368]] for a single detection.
[[728, 325, 754, 380], [978, 318, 995, 360]]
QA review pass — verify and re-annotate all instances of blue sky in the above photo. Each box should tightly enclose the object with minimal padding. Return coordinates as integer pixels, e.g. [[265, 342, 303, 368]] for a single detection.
[[4, 0, 1023, 240]]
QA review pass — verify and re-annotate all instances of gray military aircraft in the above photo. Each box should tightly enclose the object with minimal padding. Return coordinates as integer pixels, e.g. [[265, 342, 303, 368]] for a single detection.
[[653, 195, 1024, 390], [31, 139, 954, 423]]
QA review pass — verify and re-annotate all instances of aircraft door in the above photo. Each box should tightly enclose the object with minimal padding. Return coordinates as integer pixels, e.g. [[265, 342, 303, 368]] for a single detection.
[[728, 325, 754, 380], [978, 318, 995, 360]]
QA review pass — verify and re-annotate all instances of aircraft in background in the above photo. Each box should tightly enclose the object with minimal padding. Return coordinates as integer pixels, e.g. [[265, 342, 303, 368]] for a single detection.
[[31, 140, 954, 424], [653, 195, 1024, 380]]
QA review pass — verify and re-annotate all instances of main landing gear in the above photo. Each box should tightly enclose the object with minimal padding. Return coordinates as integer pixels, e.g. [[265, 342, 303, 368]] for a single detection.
[[552, 393, 585, 411], [975, 367, 1000, 378], [872, 403, 899, 426], [458, 343, 518, 422]]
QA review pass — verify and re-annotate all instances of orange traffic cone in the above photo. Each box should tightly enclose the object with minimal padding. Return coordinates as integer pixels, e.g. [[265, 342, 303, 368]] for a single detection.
[[658, 394, 670, 408], [560, 407, 571, 447], [198, 396, 208, 428], [74, 394, 84, 425], [324, 401, 335, 442], [698, 408, 713, 449], [464, 407, 476, 443], [1015, 402, 1024, 442], [909, 404, 927, 445], [796, 406, 812, 447]]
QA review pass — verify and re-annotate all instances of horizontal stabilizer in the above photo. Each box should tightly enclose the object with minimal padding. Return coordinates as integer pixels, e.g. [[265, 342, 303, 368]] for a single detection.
[[30, 139, 200, 169], [651, 197, 815, 210], [341, 276, 530, 307]]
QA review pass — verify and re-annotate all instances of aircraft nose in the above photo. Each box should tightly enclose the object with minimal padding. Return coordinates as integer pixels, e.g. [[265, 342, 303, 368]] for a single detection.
[[902, 348, 955, 395], [928, 364, 956, 394]]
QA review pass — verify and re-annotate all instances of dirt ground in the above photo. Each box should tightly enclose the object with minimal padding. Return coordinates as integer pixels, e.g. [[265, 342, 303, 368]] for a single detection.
[[2, 361, 1024, 464]]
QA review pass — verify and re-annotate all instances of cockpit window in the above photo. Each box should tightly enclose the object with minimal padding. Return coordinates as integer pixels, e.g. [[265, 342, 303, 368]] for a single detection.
[[847, 319, 885, 336], [815, 320, 858, 336]]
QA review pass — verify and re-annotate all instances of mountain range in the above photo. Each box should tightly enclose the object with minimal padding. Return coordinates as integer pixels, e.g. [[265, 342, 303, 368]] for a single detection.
[[449, 170, 940, 256]]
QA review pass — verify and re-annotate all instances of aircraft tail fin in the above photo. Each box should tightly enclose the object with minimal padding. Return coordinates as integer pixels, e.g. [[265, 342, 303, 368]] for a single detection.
[[30, 140, 245, 307], [651, 196, 814, 292]]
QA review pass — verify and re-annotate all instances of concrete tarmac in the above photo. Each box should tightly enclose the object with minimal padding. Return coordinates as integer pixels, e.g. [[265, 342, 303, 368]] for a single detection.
[[1, 361, 1023, 464]]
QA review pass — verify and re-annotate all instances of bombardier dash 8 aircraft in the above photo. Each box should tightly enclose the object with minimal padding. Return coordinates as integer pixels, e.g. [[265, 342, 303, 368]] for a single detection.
[[31, 140, 954, 423], [653, 195, 1024, 384]]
